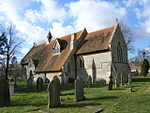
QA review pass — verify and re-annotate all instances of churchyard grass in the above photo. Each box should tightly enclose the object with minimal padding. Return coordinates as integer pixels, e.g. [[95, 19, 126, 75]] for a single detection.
[[0, 77, 150, 113]]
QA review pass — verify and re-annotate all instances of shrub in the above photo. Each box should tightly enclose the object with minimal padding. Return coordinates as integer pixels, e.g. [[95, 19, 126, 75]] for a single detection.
[[141, 59, 149, 77]]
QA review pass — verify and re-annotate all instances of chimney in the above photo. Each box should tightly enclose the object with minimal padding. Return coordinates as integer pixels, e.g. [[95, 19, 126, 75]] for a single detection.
[[47, 31, 52, 43], [70, 33, 76, 49]]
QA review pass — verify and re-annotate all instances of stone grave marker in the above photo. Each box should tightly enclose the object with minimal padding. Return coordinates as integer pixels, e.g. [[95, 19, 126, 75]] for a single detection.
[[87, 75, 92, 88], [47, 76, 61, 108], [36, 77, 43, 91], [0, 76, 10, 107], [108, 74, 113, 90], [128, 73, 132, 84], [27, 77, 33, 88], [75, 76, 85, 101], [9, 84, 14, 96]]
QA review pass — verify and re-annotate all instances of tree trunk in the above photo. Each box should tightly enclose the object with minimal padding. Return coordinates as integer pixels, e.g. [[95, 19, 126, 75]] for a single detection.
[[14, 77, 17, 88], [5, 54, 10, 80]]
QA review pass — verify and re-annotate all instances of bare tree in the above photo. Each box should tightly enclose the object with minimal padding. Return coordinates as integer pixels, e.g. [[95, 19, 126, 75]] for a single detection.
[[119, 21, 135, 53], [0, 23, 22, 79], [0, 32, 6, 54]]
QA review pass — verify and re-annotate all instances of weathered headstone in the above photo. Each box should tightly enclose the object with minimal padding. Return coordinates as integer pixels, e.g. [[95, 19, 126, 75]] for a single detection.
[[128, 73, 132, 84], [108, 75, 113, 90], [27, 77, 33, 88], [0, 76, 10, 107], [47, 76, 61, 108], [75, 76, 85, 101], [120, 72, 123, 85], [36, 77, 43, 91], [9, 84, 14, 96], [87, 75, 92, 88], [115, 73, 120, 87]]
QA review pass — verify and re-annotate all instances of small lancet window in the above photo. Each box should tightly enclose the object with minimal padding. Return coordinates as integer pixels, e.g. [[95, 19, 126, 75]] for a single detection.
[[79, 56, 84, 68], [117, 42, 123, 62]]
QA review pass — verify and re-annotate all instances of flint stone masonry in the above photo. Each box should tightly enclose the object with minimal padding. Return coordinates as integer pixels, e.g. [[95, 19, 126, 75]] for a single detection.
[[0, 77, 10, 107], [36, 77, 43, 91], [48, 76, 61, 108], [75, 76, 85, 101]]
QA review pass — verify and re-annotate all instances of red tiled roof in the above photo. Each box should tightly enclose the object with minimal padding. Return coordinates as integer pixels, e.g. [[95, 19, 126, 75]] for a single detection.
[[21, 30, 83, 72], [76, 25, 116, 54]]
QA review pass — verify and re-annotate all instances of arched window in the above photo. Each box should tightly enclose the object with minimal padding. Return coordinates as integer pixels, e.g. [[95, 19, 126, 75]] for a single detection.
[[79, 56, 84, 68], [117, 42, 123, 62]]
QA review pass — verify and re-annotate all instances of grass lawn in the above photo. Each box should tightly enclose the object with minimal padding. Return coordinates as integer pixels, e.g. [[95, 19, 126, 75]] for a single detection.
[[1, 77, 150, 113]]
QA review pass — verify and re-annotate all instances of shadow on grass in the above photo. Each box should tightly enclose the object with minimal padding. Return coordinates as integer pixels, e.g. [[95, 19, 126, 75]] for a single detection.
[[87, 96, 119, 101], [132, 77, 150, 82], [84, 84, 107, 88], [61, 92, 74, 96], [10, 99, 47, 107], [15, 87, 48, 94], [112, 88, 126, 90], [60, 102, 101, 108]]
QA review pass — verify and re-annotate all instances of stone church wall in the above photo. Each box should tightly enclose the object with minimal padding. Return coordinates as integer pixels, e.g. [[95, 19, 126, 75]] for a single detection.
[[76, 51, 112, 83], [111, 25, 131, 83]]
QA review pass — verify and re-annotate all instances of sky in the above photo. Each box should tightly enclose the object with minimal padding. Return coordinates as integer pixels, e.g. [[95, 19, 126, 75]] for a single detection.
[[0, 0, 150, 60]]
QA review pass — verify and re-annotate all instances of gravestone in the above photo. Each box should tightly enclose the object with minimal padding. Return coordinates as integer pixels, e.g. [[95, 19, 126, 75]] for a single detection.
[[128, 73, 132, 84], [36, 77, 43, 91], [87, 75, 92, 88], [9, 84, 14, 96], [0, 76, 10, 107], [115, 73, 120, 87], [75, 76, 85, 101], [27, 77, 33, 88], [47, 76, 61, 108], [108, 75, 113, 90]]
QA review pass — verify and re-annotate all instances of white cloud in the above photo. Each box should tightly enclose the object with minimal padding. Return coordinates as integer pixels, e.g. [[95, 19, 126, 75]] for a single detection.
[[21, 48, 29, 55], [1, 0, 150, 52], [50, 22, 74, 38], [25, 0, 67, 24], [144, 48, 150, 53], [68, 0, 127, 32], [16, 21, 47, 44], [0, 0, 48, 44]]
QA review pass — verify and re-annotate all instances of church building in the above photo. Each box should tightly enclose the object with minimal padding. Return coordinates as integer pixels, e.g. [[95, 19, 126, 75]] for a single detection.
[[21, 24, 131, 84]]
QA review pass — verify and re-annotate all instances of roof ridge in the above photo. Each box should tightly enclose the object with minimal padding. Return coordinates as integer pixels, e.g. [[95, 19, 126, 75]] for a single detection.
[[57, 30, 83, 40], [88, 25, 117, 35], [34, 42, 46, 48]]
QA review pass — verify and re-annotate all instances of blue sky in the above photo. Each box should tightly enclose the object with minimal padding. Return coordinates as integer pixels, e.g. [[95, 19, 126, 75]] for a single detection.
[[0, 0, 150, 59]]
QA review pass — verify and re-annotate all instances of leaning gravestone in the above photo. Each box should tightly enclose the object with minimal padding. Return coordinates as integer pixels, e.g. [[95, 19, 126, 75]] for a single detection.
[[0, 76, 10, 107], [75, 76, 85, 101], [47, 76, 61, 108], [27, 77, 33, 88], [87, 75, 92, 88], [36, 77, 43, 91], [108, 75, 113, 90]]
